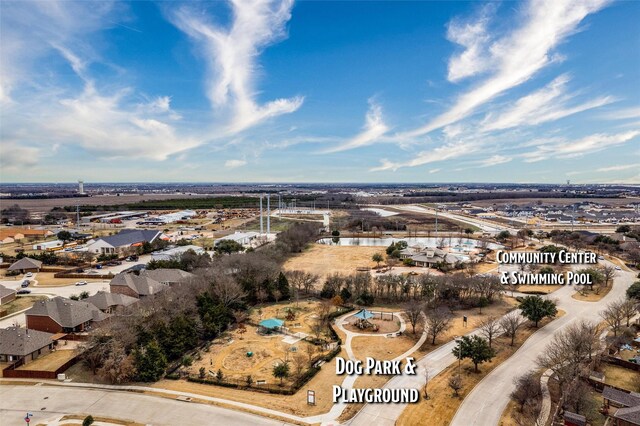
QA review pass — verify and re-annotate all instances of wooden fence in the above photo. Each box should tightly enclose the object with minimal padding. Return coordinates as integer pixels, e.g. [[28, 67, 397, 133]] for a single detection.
[[2, 354, 80, 379]]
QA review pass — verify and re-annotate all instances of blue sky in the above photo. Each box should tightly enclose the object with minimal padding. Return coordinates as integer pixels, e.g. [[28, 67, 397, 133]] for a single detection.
[[1, 0, 639, 183]]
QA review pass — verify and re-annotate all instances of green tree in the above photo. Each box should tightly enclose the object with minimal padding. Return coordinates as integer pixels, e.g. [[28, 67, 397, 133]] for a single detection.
[[331, 230, 340, 237], [452, 335, 496, 372], [216, 368, 224, 382], [79, 291, 89, 299], [627, 281, 640, 301], [616, 225, 631, 234], [134, 340, 167, 382], [276, 271, 291, 300], [273, 361, 290, 386], [82, 415, 94, 426], [372, 253, 384, 268], [519, 295, 557, 327], [57, 230, 72, 244], [496, 231, 511, 242], [215, 239, 244, 255], [464, 228, 475, 235]]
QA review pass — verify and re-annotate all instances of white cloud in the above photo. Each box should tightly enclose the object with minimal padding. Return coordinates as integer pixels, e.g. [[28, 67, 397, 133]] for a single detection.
[[371, 142, 478, 171], [0, 143, 39, 173], [169, 0, 303, 134], [477, 155, 512, 167], [322, 99, 389, 153], [225, 159, 248, 168], [596, 164, 639, 172], [522, 130, 640, 162], [481, 74, 614, 131], [400, 0, 611, 139], [446, 5, 494, 82], [44, 84, 200, 160], [429, 168, 441, 174]]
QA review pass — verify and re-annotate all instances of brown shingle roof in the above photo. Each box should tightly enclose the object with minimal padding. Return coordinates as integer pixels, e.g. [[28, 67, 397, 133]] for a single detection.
[[26, 296, 109, 328]]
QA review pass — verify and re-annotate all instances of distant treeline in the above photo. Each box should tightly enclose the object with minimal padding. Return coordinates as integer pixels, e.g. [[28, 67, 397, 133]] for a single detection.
[[371, 191, 623, 205], [65, 195, 322, 212]]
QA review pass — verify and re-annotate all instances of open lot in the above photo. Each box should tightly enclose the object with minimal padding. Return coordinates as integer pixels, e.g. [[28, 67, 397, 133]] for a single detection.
[[602, 364, 640, 392], [283, 244, 383, 279]]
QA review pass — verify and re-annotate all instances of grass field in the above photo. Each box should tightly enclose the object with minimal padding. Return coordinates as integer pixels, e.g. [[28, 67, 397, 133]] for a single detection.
[[397, 311, 565, 426], [603, 364, 640, 392], [283, 244, 384, 279]]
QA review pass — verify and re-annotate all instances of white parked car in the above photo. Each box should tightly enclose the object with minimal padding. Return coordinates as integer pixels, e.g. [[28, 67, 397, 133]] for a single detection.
[[25, 272, 33, 277], [615, 266, 622, 271], [75, 281, 88, 286]]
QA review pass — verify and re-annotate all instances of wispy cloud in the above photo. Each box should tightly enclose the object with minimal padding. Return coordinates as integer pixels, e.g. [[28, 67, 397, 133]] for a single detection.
[[168, 0, 303, 134], [481, 74, 614, 131], [322, 99, 389, 153], [399, 0, 611, 139], [596, 164, 639, 172], [372, 141, 477, 171], [224, 159, 248, 168], [522, 130, 640, 162], [477, 155, 512, 167]]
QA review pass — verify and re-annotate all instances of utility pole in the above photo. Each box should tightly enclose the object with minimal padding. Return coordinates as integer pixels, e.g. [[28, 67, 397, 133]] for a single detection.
[[435, 208, 439, 238], [267, 193, 271, 235], [76, 205, 80, 230], [260, 195, 264, 235]]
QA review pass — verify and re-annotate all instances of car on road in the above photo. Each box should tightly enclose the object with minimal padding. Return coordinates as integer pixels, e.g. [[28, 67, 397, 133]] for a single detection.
[[598, 256, 604, 260], [75, 281, 88, 286], [17, 289, 31, 294], [615, 266, 622, 271], [21, 280, 30, 287], [25, 272, 33, 277]]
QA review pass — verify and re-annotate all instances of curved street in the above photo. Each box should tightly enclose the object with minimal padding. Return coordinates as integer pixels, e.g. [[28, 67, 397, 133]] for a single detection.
[[450, 262, 636, 426]]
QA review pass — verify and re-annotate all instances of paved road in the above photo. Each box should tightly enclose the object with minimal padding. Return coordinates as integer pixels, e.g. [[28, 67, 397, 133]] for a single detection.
[[0, 274, 110, 329], [395, 205, 517, 235], [450, 262, 636, 426], [0, 385, 290, 426]]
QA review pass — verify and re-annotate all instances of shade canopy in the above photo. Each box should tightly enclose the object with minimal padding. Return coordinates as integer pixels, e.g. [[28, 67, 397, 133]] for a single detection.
[[354, 309, 374, 320], [259, 318, 284, 329]]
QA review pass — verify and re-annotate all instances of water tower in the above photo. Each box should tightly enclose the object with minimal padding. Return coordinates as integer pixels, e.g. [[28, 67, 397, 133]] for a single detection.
[[78, 180, 84, 194]]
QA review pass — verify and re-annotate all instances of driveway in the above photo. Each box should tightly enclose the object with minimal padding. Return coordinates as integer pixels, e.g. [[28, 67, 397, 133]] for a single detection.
[[0, 385, 289, 426]]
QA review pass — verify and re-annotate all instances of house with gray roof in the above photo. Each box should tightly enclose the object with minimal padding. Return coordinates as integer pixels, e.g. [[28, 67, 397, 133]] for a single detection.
[[141, 268, 195, 286], [0, 327, 56, 364], [603, 386, 640, 426], [25, 296, 109, 333], [8, 257, 43, 273], [85, 291, 138, 314], [109, 272, 168, 298], [0, 284, 16, 305], [85, 229, 165, 255], [399, 247, 463, 268]]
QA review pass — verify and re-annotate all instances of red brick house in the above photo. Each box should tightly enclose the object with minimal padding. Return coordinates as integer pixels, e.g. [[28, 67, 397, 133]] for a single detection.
[[25, 297, 109, 333]]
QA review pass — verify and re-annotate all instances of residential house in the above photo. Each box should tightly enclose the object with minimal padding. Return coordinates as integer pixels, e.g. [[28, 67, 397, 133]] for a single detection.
[[141, 269, 195, 286], [399, 247, 462, 268], [603, 386, 640, 426], [25, 296, 109, 333], [151, 245, 205, 261], [563, 411, 587, 426], [8, 257, 43, 273], [85, 229, 166, 255], [0, 327, 56, 364], [109, 272, 168, 298], [85, 291, 138, 314], [0, 284, 17, 305]]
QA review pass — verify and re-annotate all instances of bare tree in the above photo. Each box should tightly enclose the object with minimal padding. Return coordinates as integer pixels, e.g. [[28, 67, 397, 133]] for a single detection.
[[620, 299, 637, 327], [286, 270, 320, 295], [305, 343, 317, 363], [478, 316, 501, 348], [536, 321, 600, 388], [448, 374, 462, 396], [404, 300, 424, 335], [97, 344, 135, 384], [210, 275, 246, 307], [601, 299, 625, 336], [292, 353, 307, 379], [425, 309, 452, 345], [500, 311, 526, 346], [511, 371, 542, 412], [599, 265, 616, 287]]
